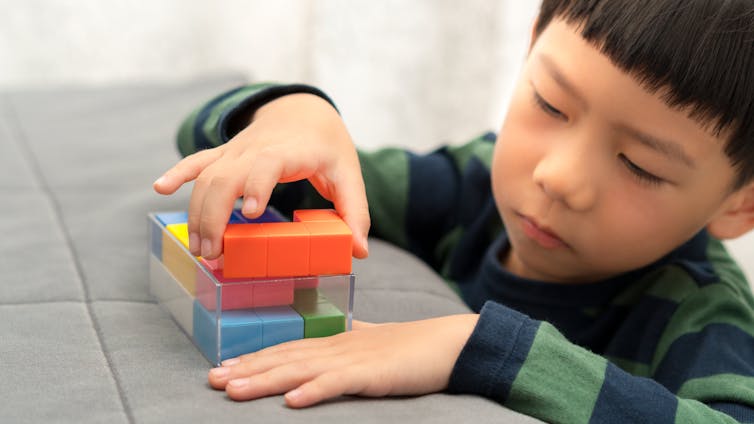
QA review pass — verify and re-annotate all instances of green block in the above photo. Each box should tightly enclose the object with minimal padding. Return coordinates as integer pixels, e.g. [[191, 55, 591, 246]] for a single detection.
[[292, 290, 345, 338]]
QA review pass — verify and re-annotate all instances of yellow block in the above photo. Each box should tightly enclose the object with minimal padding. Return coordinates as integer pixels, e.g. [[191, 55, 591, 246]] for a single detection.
[[162, 223, 196, 295], [167, 223, 190, 248]]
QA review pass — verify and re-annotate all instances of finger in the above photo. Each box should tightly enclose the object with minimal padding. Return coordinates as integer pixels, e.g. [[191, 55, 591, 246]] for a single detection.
[[186, 171, 212, 256], [284, 369, 367, 408], [153, 149, 223, 195], [224, 359, 328, 402], [351, 320, 379, 330], [241, 153, 287, 218], [226, 335, 337, 369], [198, 170, 247, 258], [330, 164, 371, 259], [209, 337, 338, 390]]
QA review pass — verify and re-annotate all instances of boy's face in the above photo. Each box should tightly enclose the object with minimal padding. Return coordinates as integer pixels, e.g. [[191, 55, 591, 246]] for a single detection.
[[492, 18, 738, 283]]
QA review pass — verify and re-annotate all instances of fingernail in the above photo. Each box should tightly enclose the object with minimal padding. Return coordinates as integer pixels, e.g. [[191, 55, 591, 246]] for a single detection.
[[286, 388, 303, 401], [201, 238, 212, 257], [242, 197, 258, 215], [210, 367, 229, 378], [361, 236, 369, 254], [153, 176, 166, 186], [189, 233, 200, 254], [228, 378, 249, 389], [222, 358, 240, 366]]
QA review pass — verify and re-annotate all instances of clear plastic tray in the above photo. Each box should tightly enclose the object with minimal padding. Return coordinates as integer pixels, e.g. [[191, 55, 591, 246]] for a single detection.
[[148, 210, 354, 366]]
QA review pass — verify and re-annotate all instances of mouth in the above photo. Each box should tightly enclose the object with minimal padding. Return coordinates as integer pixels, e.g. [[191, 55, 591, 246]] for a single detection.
[[517, 213, 568, 249]]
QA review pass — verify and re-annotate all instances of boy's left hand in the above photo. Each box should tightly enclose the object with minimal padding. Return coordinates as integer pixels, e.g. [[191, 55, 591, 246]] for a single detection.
[[208, 314, 479, 407]]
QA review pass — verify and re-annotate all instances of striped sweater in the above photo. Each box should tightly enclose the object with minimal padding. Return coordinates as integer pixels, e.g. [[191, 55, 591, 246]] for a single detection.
[[177, 83, 754, 423]]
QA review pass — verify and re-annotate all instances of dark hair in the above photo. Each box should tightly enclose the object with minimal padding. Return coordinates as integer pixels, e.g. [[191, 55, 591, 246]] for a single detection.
[[535, 0, 754, 189]]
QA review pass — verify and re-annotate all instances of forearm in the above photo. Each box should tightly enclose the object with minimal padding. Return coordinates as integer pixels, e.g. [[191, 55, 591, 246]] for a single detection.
[[449, 301, 746, 423]]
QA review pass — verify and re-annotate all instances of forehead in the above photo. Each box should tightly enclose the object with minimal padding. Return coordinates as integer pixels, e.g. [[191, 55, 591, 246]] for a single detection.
[[528, 18, 732, 163]]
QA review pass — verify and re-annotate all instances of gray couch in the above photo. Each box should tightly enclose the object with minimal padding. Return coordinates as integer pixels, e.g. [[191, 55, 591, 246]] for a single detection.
[[0, 76, 541, 423]]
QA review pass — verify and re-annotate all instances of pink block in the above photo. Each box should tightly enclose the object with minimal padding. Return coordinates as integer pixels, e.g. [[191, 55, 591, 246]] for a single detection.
[[252, 279, 295, 307], [196, 259, 254, 311], [202, 256, 224, 271]]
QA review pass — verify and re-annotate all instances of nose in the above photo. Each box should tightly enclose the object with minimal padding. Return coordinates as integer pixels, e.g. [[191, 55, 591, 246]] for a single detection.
[[532, 144, 598, 212]]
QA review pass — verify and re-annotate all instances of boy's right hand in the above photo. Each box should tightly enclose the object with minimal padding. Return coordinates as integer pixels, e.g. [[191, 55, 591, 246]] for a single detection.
[[152, 93, 370, 260]]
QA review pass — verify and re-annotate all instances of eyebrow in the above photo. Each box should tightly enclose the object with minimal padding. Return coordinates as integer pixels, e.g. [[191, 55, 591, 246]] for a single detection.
[[616, 124, 696, 168], [537, 53, 696, 168], [538, 54, 587, 108]]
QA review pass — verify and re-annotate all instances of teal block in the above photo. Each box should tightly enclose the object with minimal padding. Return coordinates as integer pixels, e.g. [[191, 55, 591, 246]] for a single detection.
[[193, 300, 263, 364], [255, 305, 304, 348], [156, 211, 189, 226]]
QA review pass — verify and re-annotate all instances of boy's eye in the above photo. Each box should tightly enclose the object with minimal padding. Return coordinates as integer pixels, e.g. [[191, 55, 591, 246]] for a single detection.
[[533, 91, 567, 120], [618, 154, 665, 186]]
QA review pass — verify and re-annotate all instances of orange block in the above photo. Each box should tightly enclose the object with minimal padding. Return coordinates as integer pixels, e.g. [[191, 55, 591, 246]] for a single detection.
[[303, 220, 352, 275], [223, 223, 267, 279], [264, 222, 310, 277], [293, 209, 341, 222]]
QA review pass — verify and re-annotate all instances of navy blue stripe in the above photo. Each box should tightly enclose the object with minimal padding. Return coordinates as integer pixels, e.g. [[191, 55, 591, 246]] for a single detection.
[[192, 86, 247, 151], [589, 363, 678, 423], [654, 323, 754, 393], [602, 296, 678, 364], [708, 402, 754, 423], [668, 231, 718, 286], [405, 148, 462, 268], [447, 301, 539, 402]]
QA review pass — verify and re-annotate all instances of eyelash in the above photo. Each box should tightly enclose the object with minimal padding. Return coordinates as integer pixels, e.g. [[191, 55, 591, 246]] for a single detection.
[[618, 154, 665, 186], [532, 91, 566, 120], [531, 88, 666, 187]]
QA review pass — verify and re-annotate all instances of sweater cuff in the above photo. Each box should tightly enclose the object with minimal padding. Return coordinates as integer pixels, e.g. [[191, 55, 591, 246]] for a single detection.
[[218, 84, 338, 142], [447, 301, 540, 402]]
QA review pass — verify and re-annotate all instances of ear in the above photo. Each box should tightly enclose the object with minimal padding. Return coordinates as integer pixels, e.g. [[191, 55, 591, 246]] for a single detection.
[[707, 182, 754, 239]]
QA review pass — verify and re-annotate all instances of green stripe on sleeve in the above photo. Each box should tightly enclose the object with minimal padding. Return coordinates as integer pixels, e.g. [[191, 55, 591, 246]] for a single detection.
[[200, 85, 273, 148], [358, 148, 410, 249], [675, 398, 740, 424], [507, 322, 607, 423], [678, 374, 754, 405], [445, 134, 495, 171], [652, 283, 754, 372], [177, 106, 203, 157]]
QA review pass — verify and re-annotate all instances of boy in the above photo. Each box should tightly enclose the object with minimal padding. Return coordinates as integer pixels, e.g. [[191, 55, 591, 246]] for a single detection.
[[153, 0, 754, 422]]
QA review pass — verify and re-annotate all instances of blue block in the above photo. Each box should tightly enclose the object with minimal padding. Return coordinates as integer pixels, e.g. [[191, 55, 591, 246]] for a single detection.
[[229, 209, 249, 224], [230, 208, 285, 224], [193, 300, 263, 364], [255, 305, 304, 348], [156, 211, 189, 226]]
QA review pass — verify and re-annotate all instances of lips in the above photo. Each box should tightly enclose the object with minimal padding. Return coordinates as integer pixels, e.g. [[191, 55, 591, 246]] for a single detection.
[[518, 214, 568, 249]]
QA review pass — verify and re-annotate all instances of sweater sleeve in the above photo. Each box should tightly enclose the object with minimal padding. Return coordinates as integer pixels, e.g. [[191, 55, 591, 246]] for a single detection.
[[175, 83, 498, 269], [176, 83, 338, 156], [449, 299, 754, 423]]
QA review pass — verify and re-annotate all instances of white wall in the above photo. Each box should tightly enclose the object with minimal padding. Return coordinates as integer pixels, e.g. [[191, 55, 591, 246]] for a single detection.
[[0, 0, 539, 152], [1, 0, 750, 280]]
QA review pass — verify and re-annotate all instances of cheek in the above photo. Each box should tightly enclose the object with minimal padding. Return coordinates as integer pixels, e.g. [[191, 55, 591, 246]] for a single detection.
[[492, 116, 541, 200], [587, 189, 705, 264], [491, 131, 525, 209]]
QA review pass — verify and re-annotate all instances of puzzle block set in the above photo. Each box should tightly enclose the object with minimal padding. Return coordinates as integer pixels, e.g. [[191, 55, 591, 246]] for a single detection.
[[148, 208, 355, 366]]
